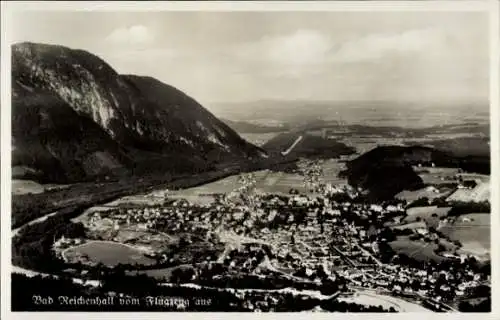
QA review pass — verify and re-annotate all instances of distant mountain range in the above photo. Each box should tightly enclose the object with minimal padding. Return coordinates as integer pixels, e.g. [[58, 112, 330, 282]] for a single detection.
[[12, 42, 266, 183], [222, 118, 289, 133]]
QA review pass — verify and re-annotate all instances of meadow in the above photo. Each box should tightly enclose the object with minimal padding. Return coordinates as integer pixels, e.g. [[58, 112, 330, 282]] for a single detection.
[[239, 133, 282, 146], [404, 206, 452, 224], [388, 236, 445, 263], [446, 181, 490, 203], [415, 167, 461, 185], [438, 213, 490, 258], [396, 187, 453, 203]]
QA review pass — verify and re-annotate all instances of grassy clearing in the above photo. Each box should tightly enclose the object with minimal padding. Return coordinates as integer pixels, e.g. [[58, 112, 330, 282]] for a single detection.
[[239, 133, 281, 146], [404, 206, 451, 223], [447, 181, 490, 203], [396, 187, 452, 203], [392, 221, 427, 230], [389, 236, 445, 263], [439, 213, 490, 257], [12, 180, 45, 195]]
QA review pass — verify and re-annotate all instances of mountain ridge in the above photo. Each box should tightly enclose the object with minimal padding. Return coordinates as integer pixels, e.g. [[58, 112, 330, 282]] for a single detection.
[[12, 42, 266, 183]]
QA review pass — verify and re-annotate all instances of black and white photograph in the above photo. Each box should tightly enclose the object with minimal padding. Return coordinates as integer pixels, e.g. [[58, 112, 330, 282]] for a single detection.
[[1, 0, 498, 316]]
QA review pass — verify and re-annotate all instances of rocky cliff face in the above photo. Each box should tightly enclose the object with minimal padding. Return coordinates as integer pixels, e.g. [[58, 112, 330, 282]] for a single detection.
[[12, 42, 266, 183]]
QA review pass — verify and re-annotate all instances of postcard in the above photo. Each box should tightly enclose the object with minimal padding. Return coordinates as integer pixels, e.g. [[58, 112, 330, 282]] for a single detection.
[[1, 1, 498, 318]]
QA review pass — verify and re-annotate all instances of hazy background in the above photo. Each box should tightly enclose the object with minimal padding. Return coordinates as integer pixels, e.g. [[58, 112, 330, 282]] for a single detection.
[[10, 11, 489, 113]]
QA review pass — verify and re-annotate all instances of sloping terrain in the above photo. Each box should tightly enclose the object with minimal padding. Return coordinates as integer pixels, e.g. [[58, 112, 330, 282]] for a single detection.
[[340, 145, 490, 200], [263, 132, 355, 159], [340, 146, 452, 200], [12, 42, 265, 183]]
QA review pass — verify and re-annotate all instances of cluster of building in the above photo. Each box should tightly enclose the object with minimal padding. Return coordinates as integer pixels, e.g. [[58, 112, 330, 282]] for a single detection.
[[76, 159, 489, 310]]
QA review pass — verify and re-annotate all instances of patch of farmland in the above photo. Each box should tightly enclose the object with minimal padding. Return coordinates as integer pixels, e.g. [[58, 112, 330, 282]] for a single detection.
[[320, 159, 348, 186], [418, 173, 459, 185], [12, 180, 45, 195], [254, 171, 308, 195], [439, 213, 490, 257], [413, 166, 460, 185], [456, 173, 490, 183], [413, 167, 461, 175], [167, 194, 215, 206], [446, 181, 490, 203], [389, 236, 446, 263], [63, 240, 156, 267], [172, 175, 241, 195], [12, 179, 72, 195], [392, 221, 427, 230], [404, 206, 452, 223], [239, 133, 281, 146], [396, 187, 453, 203]]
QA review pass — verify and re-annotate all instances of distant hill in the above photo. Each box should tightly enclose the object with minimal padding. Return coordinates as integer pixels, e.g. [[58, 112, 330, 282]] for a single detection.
[[340, 146, 434, 200], [340, 145, 489, 200], [405, 137, 490, 158], [12, 42, 266, 183], [222, 119, 288, 134], [262, 132, 356, 159]]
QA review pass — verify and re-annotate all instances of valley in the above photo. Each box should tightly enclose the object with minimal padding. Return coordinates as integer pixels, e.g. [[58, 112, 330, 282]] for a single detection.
[[10, 42, 491, 313]]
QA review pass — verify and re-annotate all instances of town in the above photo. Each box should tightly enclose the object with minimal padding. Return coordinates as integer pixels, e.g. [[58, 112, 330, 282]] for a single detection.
[[54, 159, 491, 312]]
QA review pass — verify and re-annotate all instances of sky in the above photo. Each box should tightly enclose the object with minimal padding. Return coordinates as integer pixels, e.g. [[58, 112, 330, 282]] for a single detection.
[[9, 11, 489, 108]]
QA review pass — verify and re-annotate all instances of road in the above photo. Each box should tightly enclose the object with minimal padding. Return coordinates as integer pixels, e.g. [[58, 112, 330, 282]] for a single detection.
[[352, 241, 383, 267], [281, 135, 303, 156], [12, 210, 60, 237]]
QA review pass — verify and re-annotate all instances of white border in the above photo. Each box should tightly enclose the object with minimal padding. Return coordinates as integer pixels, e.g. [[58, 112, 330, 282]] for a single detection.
[[1, 1, 499, 319], [0, 1, 492, 12], [489, 0, 500, 315]]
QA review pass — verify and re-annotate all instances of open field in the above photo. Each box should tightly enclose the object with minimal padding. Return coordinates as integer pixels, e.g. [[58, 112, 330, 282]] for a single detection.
[[12, 179, 71, 196], [171, 174, 243, 196], [12, 180, 45, 195], [338, 290, 431, 312], [254, 171, 308, 195], [446, 181, 490, 203], [396, 187, 453, 203], [392, 221, 427, 231], [320, 159, 349, 186], [456, 173, 490, 182], [73, 158, 348, 212], [63, 240, 157, 267], [439, 213, 490, 258], [239, 133, 282, 146], [404, 206, 452, 223], [415, 167, 461, 185], [389, 237, 445, 263]]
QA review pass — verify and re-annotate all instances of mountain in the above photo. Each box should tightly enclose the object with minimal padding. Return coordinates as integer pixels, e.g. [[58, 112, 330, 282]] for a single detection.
[[12, 42, 266, 183]]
